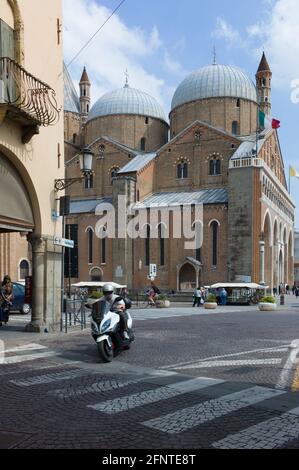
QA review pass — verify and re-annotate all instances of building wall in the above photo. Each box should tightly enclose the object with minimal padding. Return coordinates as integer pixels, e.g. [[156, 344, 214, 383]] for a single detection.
[[0, 0, 64, 330], [170, 98, 258, 137], [85, 114, 169, 152]]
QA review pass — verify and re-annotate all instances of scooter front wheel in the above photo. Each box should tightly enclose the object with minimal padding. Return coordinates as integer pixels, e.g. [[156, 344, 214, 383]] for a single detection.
[[97, 340, 114, 363]]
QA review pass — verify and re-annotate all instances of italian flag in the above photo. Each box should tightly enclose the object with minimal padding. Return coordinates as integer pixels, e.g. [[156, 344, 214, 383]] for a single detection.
[[259, 110, 281, 130], [290, 167, 299, 178]]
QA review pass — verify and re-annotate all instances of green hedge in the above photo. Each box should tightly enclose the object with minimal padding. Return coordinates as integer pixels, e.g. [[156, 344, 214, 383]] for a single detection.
[[260, 296, 276, 304]]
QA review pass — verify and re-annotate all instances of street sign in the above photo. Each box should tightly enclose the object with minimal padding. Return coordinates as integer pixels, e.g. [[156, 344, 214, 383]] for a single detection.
[[54, 236, 74, 249], [149, 264, 157, 278]]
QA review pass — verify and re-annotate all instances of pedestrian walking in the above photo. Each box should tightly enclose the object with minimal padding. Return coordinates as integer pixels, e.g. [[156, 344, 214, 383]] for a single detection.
[[220, 288, 228, 306], [0, 275, 13, 327], [193, 287, 202, 307]]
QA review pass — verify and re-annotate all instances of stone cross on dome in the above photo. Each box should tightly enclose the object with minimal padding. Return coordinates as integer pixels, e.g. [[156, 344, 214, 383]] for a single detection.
[[124, 69, 129, 88]]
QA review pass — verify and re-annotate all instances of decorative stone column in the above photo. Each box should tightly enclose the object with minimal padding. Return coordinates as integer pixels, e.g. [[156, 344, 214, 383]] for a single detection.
[[25, 236, 62, 333], [259, 241, 265, 286], [25, 237, 46, 333]]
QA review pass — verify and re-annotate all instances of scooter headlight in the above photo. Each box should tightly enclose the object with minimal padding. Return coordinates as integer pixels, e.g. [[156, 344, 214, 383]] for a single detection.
[[101, 319, 111, 333]]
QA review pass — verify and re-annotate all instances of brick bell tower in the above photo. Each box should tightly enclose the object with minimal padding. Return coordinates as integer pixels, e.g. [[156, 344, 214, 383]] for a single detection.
[[79, 66, 91, 122], [256, 52, 272, 116]]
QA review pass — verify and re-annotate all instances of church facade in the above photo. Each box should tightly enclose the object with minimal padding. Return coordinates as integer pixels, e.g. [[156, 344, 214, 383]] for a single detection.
[[64, 54, 295, 293]]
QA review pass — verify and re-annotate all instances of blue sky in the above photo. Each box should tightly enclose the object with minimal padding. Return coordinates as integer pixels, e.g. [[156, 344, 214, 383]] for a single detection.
[[63, 0, 299, 223]]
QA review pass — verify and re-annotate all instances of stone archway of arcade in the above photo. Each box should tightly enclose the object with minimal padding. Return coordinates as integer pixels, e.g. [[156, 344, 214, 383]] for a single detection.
[[263, 213, 294, 292]]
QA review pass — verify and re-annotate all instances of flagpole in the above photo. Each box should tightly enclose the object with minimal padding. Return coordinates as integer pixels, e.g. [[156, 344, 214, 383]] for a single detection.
[[289, 165, 291, 195]]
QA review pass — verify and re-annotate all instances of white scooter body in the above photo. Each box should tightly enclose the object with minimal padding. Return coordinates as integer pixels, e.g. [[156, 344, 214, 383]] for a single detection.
[[91, 309, 134, 361]]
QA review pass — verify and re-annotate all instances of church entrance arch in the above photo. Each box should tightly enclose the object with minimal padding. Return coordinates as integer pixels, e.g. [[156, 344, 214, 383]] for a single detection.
[[178, 263, 197, 292]]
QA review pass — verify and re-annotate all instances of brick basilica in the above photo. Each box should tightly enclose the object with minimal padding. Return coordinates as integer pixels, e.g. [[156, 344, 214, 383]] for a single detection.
[[63, 54, 295, 292]]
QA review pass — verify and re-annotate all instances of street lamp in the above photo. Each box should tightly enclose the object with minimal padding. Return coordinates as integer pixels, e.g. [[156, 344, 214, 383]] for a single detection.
[[54, 147, 94, 191]]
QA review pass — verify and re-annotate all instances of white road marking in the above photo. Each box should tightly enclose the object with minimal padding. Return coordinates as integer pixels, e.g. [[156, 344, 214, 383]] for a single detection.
[[10, 368, 100, 386], [3, 343, 47, 354], [276, 340, 299, 390], [88, 377, 225, 414], [143, 386, 285, 434], [0, 351, 59, 365], [49, 377, 145, 398], [213, 407, 299, 449], [164, 345, 290, 370], [172, 359, 282, 370]]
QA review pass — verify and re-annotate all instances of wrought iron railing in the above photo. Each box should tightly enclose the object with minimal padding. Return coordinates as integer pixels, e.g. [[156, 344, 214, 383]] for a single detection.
[[0, 57, 60, 126]]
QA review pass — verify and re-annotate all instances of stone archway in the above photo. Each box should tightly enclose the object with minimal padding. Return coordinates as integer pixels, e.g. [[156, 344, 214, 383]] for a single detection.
[[263, 213, 272, 289], [90, 267, 103, 282], [177, 259, 202, 292]]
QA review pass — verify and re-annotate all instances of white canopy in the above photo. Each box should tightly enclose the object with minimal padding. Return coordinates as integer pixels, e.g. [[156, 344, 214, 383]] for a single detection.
[[71, 282, 127, 289], [210, 283, 268, 289]]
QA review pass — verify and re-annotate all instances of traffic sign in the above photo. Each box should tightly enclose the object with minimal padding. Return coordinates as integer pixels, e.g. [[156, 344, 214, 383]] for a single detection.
[[54, 236, 74, 249]]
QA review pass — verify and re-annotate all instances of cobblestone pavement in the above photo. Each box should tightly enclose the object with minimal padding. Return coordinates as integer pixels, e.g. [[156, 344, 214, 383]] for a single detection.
[[1, 301, 299, 449]]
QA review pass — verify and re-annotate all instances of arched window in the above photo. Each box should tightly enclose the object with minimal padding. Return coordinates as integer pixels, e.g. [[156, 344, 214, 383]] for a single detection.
[[84, 174, 93, 189], [87, 229, 93, 264], [236, 99, 240, 108], [140, 138, 146, 151], [232, 121, 239, 135], [72, 133, 77, 144], [101, 228, 107, 264], [177, 162, 188, 179], [111, 166, 120, 184], [158, 224, 165, 266], [209, 158, 221, 175], [19, 260, 30, 280], [211, 222, 219, 267], [145, 225, 150, 266], [87, 104, 89, 112]]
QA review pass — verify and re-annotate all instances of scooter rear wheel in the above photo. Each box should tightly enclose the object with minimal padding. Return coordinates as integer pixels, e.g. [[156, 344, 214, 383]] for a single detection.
[[97, 341, 113, 363]]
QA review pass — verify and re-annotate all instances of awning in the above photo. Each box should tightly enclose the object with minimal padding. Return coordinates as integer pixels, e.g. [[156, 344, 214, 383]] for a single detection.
[[71, 282, 127, 289], [210, 283, 269, 289]]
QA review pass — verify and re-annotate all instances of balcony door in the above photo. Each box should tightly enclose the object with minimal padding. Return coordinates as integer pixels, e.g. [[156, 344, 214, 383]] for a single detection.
[[0, 19, 15, 103]]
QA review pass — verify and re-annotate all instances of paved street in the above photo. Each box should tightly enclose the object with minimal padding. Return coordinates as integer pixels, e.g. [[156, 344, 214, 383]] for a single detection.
[[1, 296, 299, 449]]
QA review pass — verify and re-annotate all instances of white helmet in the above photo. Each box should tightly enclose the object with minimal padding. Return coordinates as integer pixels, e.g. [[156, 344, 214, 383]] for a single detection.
[[103, 283, 115, 294]]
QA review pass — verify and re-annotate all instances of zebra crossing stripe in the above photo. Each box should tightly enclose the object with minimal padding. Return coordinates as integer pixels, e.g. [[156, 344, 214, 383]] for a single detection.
[[87, 377, 225, 414], [212, 407, 299, 449], [9, 368, 99, 386], [143, 386, 285, 434], [49, 378, 145, 398], [3, 344, 47, 354], [0, 351, 59, 365]]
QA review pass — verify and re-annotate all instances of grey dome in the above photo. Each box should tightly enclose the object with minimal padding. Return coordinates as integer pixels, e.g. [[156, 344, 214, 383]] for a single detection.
[[88, 86, 167, 123], [172, 64, 257, 110]]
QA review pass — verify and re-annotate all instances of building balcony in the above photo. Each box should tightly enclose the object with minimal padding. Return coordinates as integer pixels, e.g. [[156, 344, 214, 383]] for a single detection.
[[0, 57, 60, 143]]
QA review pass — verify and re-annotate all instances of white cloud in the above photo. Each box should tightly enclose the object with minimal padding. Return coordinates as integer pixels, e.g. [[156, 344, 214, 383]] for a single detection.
[[212, 18, 246, 48], [63, 0, 180, 112], [248, 0, 299, 88]]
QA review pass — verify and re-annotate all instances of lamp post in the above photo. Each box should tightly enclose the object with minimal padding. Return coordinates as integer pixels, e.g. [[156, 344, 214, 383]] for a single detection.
[[54, 148, 94, 326]]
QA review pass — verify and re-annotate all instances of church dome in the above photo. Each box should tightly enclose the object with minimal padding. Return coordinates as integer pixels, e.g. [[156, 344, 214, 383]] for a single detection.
[[171, 64, 257, 111], [88, 86, 167, 123]]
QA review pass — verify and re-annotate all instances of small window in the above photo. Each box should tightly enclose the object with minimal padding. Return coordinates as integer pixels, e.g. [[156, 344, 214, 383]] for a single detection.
[[72, 133, 77, 144], [19, 260, 30, 280], [209, 158, 221, 176], [140, 138, 146, 152], [87, 229, 93, 264], [145, 117, 149, 124], [236, 99, 240, 108], [177, 162, 188, 179], [232, 121, 238, 135], [111, 167, 120, 182], [85, 174, 93, 189], [87, 104, 89, 112]]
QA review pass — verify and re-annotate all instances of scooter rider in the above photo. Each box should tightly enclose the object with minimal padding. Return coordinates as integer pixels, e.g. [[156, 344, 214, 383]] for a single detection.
[[92, 285, 130, 340]]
